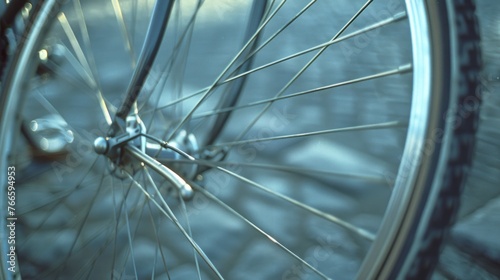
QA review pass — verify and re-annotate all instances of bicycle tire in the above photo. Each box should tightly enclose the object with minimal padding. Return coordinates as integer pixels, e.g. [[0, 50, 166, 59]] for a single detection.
[[0, 0, 481, 279]]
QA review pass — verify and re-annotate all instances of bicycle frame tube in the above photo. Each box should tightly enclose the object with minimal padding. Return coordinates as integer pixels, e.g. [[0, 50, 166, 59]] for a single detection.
[[109, 0, 174, 136]]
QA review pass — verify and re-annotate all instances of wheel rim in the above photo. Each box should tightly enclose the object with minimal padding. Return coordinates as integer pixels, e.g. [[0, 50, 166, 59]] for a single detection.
[[0, 0, 445, 279]]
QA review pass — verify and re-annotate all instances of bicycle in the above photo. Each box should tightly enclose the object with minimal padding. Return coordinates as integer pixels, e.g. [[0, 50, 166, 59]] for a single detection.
[[0, 0, 482, 279]]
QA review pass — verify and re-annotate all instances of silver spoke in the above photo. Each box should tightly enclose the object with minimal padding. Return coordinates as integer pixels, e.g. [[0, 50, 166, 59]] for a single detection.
[[178, 193, 202, 280], [192, 64, 412, 120], [58, 11, 112, 124], [160, 147, 376, 241], [127, 169, 224, 279], [143, 1, 318, 116], [192, 183, 332, 280], [120, 180, 139, 280], [156, 159, 385, 183], [17, 156, 99, 217], [192, 162, 375, 240], [73, 1, 113, 125], [141, 86, 210, 116], [40, 172, 107, 278], [111, 0, 137, 67], [110, 176, 121, 279], [165, 0, 289, 142], [210, 121, 405, 148], [223, 12, 407, 85], [232, 0, 374, 145], [143, 0, 206, 132], [146, 12, 408, 117], [43, 44, 95, 89], [57, 13, 94, 85], [220, 0, 317, 82], [145, 195, 172, 279]]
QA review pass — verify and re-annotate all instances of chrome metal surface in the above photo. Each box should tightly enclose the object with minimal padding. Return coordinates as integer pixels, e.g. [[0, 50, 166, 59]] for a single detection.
[[357, 1, 434, 278], [125, 144, 194, 200]]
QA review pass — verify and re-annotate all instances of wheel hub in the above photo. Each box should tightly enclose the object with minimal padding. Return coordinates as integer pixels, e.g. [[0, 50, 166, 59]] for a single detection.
[[93, 114, 199, 199]]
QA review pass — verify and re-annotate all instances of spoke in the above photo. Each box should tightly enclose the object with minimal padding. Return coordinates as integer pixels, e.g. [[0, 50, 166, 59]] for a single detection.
[[73, 0, 113, 125], [70, 223, 124, 279], [193, 161, 375, 241], [127, 169, 224, 279], [109, 175, 149, 279], [69, 224, 115, 278], [169, 0, 203, 124], [70, 176, 145, 279], [178, 192, 202, 280], [146, 195, 172, 279], [165, 0, 289, 142], [57, 13, 93, 84], [148, 0, 205, 134], [142, 9, 407, 124], [193, 64, 412, 120], [223, 11, 407, 85], [209, 121, 405, 149], [18, 159, 101, 255], [111, 0, 137, 67], [141, 86, 210, 116], [138, 170, 173, 279], [110, 175, 121, 279], [120, 179, 139, 279], [224, 0, 318, 80], [37, 171, 107, 278], [152, 141, 375, 240], [232, 0, 374, 146], [17, 154, 99, 214], [43, 44, 95, 89], [146, 11, 408, 117], [58, 12, 112, 124], [41, 56, 116, 118], [222, 166, 375, 240], [142, 1, 206, 131], [157, 159, 385, 183], [191, 183, 332, 280]]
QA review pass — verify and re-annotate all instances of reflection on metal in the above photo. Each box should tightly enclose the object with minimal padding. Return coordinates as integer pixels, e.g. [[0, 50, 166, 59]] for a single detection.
[[125, 145, 194, 200], [25, 114, 74, 154]]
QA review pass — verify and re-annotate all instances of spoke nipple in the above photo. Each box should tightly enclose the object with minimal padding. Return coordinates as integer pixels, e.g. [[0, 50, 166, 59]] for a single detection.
[[94, 137, 108, 154]]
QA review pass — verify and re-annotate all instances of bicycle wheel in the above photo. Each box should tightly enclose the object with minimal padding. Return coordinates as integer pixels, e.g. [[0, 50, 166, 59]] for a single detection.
[[0, 0, 481, 279]]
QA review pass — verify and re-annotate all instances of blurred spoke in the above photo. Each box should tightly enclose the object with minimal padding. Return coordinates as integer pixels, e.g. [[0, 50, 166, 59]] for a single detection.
[[157, 159, 386, 183], [223, 12, 407, 84], [37, 172, 107, 278], [192, 183, 333, 280]]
